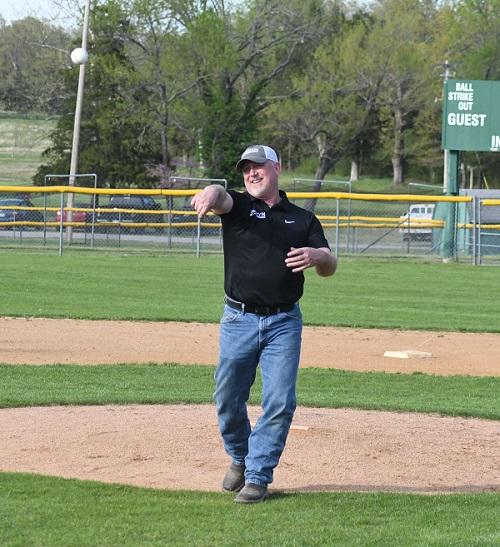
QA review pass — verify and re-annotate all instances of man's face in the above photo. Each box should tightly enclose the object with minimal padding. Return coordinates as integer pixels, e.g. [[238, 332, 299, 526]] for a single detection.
[[242, 160, 281, 201]]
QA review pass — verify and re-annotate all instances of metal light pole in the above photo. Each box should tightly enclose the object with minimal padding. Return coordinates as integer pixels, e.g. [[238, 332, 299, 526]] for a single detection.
[[440, 60, 459, 262], [442, 60, 453, 194], [67, 0, 91, 244]]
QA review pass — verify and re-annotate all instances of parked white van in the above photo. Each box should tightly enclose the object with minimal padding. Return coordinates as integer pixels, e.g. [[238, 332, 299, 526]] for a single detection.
[[399, 203, 435, 241]]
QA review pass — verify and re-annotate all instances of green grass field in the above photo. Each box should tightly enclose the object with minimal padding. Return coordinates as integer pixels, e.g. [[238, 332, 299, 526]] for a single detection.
[[1, 114, 498, 544], [1, 364, 499, 419], [1, 473, 498, 547], [1, 247, 499, 545], [0, 252, 498, 331]]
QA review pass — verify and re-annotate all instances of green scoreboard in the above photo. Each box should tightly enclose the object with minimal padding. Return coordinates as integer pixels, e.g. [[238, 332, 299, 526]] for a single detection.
[[442, 79, 500, 152]]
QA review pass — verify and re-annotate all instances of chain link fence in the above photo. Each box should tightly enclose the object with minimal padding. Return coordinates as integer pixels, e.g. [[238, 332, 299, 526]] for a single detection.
[[1, 185, 499, 265]]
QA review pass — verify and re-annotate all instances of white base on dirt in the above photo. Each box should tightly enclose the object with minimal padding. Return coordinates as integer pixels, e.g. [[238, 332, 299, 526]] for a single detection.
[[384, 350, 433, 359]]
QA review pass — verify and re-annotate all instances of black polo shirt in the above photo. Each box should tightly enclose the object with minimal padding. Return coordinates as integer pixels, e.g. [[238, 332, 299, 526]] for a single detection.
[[221, 190, 330, 306]]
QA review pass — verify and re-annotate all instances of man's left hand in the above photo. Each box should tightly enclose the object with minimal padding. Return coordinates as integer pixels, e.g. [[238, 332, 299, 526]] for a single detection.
[[285, 247, 321, 272], [285, 247, 337, 276]]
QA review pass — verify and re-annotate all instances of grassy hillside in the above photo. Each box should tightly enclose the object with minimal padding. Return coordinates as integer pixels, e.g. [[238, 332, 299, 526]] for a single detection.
[[0, 113, 54, 185]]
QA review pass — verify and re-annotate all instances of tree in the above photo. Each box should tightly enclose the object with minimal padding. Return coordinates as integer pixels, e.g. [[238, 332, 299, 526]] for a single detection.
[[35, 1, 162, 186], [361, 0, 441, 186], [182, 0, 322, 186], [0, 17, 71, 113], [123, 0, 205, 175], [268, 5, 381, 195], [449, 0, 500, 81]]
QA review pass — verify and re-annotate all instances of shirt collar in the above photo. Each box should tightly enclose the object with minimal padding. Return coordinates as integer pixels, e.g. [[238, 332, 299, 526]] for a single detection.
[[247, 190, 290, 210]]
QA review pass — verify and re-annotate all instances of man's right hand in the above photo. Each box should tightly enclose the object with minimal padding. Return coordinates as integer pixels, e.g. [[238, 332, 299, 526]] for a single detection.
[[191, 185, 233, 217]]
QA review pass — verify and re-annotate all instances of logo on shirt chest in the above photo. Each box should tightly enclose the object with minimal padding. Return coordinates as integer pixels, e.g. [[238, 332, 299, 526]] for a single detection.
[[250, 209, 266, 219]]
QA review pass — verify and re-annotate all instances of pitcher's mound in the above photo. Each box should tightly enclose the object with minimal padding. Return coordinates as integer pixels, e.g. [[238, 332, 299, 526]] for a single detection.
[[1, 404, 499, 494]]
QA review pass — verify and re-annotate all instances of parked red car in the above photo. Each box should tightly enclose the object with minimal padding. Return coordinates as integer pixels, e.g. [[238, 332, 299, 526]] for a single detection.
[[55, 203, 93, 225]]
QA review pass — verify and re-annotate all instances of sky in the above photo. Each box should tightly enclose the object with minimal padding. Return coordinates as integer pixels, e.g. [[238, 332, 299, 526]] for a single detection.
[[0, 0, 73, 25]]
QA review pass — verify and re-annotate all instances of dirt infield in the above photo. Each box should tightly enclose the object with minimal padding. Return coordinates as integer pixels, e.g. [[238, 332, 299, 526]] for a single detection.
[[1, 317, 499, 494], [1, 317, 499, 376]]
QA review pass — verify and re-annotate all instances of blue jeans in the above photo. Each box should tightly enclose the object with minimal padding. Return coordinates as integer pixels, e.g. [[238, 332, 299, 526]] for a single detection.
[[214, 303, 303, 486]]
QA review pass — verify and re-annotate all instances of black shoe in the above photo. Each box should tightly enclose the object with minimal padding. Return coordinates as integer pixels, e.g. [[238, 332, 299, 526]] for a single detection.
[[234, 483, 269, 504], [222, 463, 245, 492]]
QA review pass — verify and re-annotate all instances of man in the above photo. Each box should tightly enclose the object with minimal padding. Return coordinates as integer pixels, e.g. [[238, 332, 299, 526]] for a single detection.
[[191, 144, 337, 503]]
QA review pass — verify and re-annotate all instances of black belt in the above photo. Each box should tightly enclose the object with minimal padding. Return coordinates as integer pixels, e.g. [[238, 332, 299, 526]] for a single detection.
[[225, 296, 294, 316]]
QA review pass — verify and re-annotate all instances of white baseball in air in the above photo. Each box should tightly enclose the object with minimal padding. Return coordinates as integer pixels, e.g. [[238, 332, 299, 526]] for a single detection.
[[70, 48, 88, 65]]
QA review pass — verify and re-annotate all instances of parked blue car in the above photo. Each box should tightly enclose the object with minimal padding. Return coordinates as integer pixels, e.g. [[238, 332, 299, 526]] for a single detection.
[[0, 198, 44, 228]]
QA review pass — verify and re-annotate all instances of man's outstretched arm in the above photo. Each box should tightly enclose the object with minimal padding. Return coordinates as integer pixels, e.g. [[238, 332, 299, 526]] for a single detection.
[[191, 185, 233, 217]]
